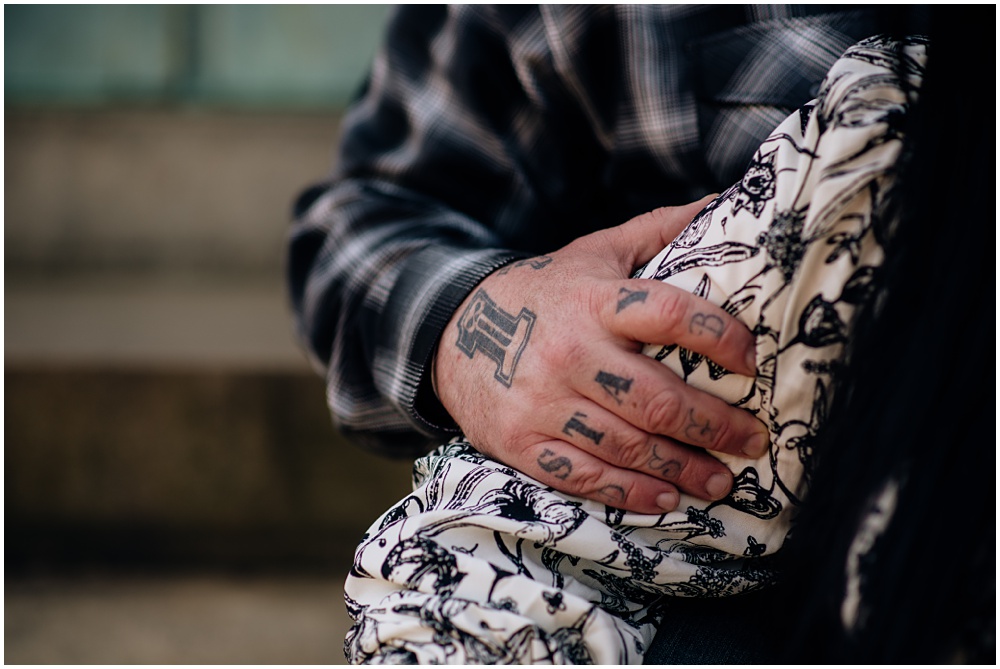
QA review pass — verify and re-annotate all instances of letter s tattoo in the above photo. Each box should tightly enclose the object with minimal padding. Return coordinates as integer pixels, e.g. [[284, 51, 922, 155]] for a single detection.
[[538, 448, 573, 480]]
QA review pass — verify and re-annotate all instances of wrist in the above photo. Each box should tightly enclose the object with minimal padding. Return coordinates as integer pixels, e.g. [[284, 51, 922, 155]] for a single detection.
[[430, 343, 441, 401]]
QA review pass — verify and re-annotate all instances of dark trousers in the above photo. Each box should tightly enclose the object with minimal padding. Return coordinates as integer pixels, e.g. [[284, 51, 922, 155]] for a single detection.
[[644, 586, 790, 664]]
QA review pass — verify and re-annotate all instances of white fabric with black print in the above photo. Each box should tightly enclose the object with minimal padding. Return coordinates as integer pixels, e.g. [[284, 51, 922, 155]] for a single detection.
[[344, 36, 927, 665]]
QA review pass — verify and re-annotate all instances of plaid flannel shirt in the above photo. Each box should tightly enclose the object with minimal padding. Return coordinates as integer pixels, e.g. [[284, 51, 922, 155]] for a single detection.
[[287, 5, 878, 457]]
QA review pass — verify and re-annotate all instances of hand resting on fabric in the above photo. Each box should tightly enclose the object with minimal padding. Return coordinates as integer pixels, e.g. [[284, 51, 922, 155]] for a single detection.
[[433, 196, 771, 514]]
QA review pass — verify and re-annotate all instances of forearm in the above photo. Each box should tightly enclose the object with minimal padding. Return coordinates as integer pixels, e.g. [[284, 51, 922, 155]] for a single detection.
[[289, 177, 530, 455], [288, 6, 548, 453]]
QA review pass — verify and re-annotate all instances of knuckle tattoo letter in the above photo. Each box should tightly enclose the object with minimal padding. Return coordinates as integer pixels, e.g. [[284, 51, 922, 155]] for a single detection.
[[647, 442, 681, 479], [599, 485, 626, 503], [683, 408, 717, 443], [537, 448, 573, 480], [689, 312, 725, 338], [616, 287, 648, 313], [595, 371, 633, 405], [455, 289, 536, 387], [562, 412, 604, 445]]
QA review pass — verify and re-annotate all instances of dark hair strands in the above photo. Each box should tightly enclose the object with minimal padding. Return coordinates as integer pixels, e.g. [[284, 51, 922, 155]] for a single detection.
[[779, 6, 994, 663]]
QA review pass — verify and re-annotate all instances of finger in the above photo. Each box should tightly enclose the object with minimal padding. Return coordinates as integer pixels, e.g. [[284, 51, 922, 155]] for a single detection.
[[599, 279, 756, 377], [527, 438, 682, 514], [574, 350, 770, 458], [587, 196, 717, 274], [543, 399, 734, 501]]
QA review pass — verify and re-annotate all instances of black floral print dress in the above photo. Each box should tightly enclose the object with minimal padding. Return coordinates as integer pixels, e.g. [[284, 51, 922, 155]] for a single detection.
[[344, 36, 928, 664]]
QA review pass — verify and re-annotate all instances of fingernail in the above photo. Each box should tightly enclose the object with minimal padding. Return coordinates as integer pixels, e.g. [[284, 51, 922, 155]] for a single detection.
[[656, 491, 679, 512], [706, 473, 732, 499], [742, 432, 770, 458], [744, 347, 757, 374]]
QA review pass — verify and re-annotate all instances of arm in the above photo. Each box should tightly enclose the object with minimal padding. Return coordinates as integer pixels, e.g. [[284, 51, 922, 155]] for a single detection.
[[289, 6, 540, 456], [288, 6, 768, 511]]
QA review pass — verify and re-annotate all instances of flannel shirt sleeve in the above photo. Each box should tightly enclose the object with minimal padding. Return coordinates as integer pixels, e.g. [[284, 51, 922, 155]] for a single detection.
[[288, 5, 880, 457], [287, 7, 544, 456]]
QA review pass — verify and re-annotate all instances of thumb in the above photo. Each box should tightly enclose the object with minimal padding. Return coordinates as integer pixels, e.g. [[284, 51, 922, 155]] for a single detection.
[[602, 194, 717, 273]]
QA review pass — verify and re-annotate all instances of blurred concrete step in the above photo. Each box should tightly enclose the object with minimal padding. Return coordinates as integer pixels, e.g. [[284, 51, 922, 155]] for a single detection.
[[6, 271, 415, 569], [5, 573, 352, 664], [6, 364, 414, 569], [5, 109, 341, 274], [5, 271, 310, 368]]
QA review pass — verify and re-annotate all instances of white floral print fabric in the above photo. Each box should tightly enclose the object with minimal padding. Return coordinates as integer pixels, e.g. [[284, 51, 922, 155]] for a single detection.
[[344, 36, 927, 664]]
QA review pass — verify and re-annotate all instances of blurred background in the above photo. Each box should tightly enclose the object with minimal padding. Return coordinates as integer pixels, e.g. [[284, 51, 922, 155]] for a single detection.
[[5, 5, 415, 663]]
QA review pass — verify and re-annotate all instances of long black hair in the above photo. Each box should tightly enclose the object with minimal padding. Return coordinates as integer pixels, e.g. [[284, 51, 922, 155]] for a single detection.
[[779, 6, 995, 662]]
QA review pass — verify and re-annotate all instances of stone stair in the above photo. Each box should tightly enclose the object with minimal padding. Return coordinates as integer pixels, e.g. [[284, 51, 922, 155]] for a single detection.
[[5, 108, 413, 663]]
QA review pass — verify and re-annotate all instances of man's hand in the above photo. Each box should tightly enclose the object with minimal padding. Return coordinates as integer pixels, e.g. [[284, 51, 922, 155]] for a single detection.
[[434, 197, 769, 514]]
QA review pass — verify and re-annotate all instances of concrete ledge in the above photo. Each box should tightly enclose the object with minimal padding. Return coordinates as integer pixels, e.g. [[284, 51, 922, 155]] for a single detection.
[[6, 271, 310, 369], [5, 109, 341, 273], [5, 573, 353, 664], [6, 366, 415, 569]]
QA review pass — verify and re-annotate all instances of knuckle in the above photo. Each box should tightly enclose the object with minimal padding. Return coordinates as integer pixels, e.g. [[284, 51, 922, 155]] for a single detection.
[[571, 465, 606, 495], [669, 452, 697, 485], [600, 224, 629, 252], [720, 315, 753, 353], [655, 289, 688, 330], [705, 417, 735, 453], [504, 429, 536, 453], [614, 429, 654, 467], [633, 206, 665, 231], [641, 388, 684, 434], [582, 281, 608, 324], [547, 337, 588, 371]]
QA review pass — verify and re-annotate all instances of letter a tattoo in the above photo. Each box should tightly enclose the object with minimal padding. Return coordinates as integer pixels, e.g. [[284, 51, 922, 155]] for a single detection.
[[455, 289, 536, 387], [595, 371, 633, 405]]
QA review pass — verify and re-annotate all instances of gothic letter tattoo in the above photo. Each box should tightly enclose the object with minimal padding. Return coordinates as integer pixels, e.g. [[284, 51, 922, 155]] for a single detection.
[[538, 448, 573, 480], [600, 485, 626, 504], [616, 287, 648, 313], [455, 289, 536, 387], [562, 412, 605, 445], [496, 255, 554, 275], [683, 408, 717, 444], [647, 443, 681, 479], [595, 371, 633, 405], [689, 313, 725, 338]]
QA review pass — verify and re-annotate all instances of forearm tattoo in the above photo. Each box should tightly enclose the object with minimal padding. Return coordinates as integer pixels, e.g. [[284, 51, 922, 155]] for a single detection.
[[455, 289, 536, 387], [689, 312, 725, 338], [562, 412, 604, 445], [537, 448, 573, 480], [683, 408, 718, 444], [616, 287, 648, 313], [595, 370, 633, 405], [496, 255, 553, 275]]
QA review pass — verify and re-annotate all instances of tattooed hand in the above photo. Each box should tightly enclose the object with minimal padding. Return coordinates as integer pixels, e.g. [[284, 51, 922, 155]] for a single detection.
[[434, 197, 769, 514]]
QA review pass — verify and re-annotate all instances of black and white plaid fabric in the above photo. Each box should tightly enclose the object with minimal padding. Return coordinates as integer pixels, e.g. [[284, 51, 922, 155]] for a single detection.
[[287, 5, 880, 456]]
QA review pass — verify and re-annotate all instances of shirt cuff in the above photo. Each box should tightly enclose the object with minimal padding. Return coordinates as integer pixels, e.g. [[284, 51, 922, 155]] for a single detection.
[[375, 244, 531, 438]]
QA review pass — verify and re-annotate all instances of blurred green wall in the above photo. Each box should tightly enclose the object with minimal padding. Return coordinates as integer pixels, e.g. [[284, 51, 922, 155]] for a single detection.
[[5, 4, 415, 574], [5, 4, 392, 109]]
